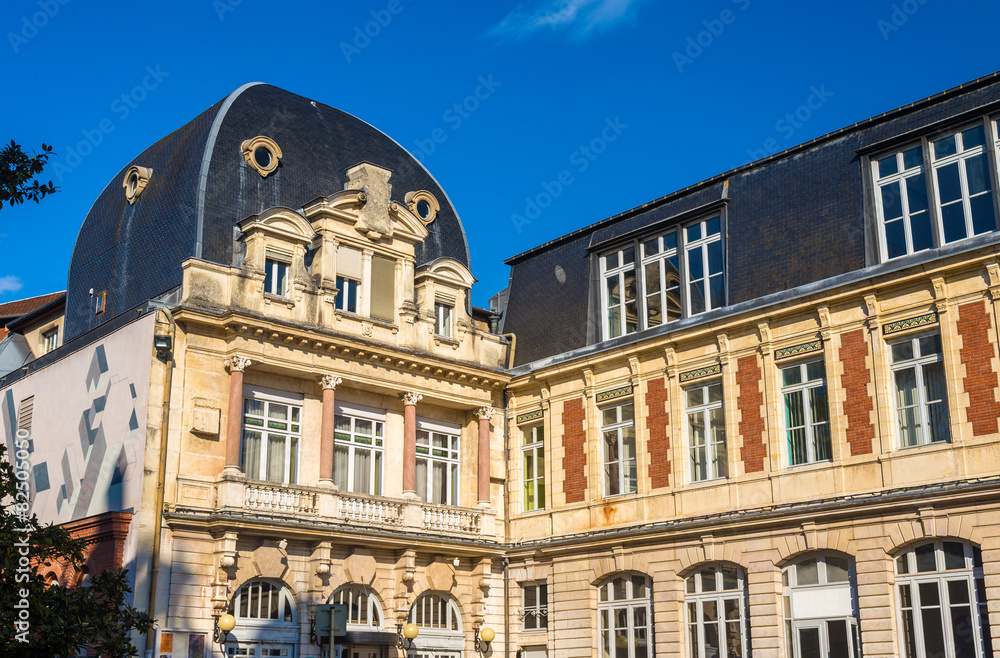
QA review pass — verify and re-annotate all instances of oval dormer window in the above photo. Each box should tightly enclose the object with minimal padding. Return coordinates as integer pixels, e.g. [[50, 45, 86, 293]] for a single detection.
[[405, 190, 440, 225], [122, 165, 152, 204], [241, 136, 282, 178]]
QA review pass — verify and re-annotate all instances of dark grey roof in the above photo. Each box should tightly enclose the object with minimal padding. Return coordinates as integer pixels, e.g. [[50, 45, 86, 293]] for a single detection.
[[503, 71, 1000, 367], [65, 83, 470, 340]]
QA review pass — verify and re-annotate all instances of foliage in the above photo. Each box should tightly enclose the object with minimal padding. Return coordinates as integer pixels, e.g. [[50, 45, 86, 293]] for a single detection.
[[0, 443, 154, 656], [1, 141, 58, 209]]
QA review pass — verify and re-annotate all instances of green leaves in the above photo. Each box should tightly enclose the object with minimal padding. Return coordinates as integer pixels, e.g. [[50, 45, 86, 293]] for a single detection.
[[0, 140, 58, 209]]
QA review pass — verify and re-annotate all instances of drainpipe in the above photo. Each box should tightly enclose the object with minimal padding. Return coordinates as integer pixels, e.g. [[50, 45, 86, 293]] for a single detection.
[[501, 334, 516, 370], [144, 307, 175, 657]]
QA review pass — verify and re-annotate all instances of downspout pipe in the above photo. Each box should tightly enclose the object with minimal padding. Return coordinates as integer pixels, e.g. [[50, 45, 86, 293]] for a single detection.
[[144, 307, 175, 657]]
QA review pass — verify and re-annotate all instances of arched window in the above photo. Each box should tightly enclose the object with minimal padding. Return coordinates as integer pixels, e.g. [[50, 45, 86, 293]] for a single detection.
[[894, 540, 993, 658], [598, 573, 652, 658], [409, 592, 462, 632], [330, 585, 384, 629], [685, 564, 748, 658], [231, 580, 296, 622], [45, 572, 59, 587], [228, 579, 299, 651], [782, 554, 861, 658]]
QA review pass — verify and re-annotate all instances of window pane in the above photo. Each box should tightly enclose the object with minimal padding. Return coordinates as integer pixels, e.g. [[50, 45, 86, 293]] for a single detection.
[[710, 274, 725, 310], [885, 219, 907, 259], [700, 567, 717, 592], [877, 154, 899, 178], [920, 605, 947, 658], [963, 125, 986, 149], [266, 434, 285, 482], [799, 627, 821, 658], [797, 558, 819, 586], [708, 383, 723, 403], [827, 620, 849, 658], [903, 146, 924, 170], [942, 199, 968, 243], [892, 340, 914, 363], [689, 246, 704, 280], [703, 601, 720, 657], [881, 182, 904, 220], [943, 542, 966, 570], [934, 135, 957, 159], [915, 544, 938, 572], [971, 192, 997, 235], [826, 556, 850, 583], [623, 246, 635, 265], [643, 237, 659, 256], [910, 210, 934, 253]]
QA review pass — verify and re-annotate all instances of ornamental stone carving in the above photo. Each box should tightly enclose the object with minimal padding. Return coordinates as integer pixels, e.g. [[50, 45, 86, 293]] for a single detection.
[[401, 392, 423, 406], [318, 375, 342, 390], [477, 406, 496, 421], [226, 355, 252, 372]]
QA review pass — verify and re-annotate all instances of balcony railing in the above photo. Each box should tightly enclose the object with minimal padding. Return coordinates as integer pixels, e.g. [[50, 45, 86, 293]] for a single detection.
[[421, 503, 482, 534], [338, 493, 404, 525], [244, 481, 318, 515]]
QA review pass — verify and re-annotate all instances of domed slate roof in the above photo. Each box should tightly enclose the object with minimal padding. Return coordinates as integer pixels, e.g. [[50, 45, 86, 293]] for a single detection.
[[65, 83, 471, 340]]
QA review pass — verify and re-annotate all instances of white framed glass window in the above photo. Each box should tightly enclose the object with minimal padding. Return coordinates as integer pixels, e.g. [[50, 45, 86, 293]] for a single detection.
[[598, 573, 652, 658], [522, 424, 545, 511], [685, 565, 748, 658], [686, 382, 726, 482], [781, 360, 831, 466], [264, 258, 290, 297], [521, 582, 548, 631], [684, 216, 725, 316], [435, 302, 453, 338], [602, 244, 639, 339], [42, 328, 59, 354], [330, 585, 384, 629], [782, 555, 862, 658], [874, 144, 933, 259], [895, 540, 994, 658], [931, 123, 996, 244], [641, 230, 682, 328], [335, 276, 359, 313], [333, 403, 385, 496], [601, 402, 637, 497], [890, 333, 949, 447], [409, 593, 462, 632], [241, 390, 301, 484], [231, 579, 296, 623], [416, 419, 460, 505]]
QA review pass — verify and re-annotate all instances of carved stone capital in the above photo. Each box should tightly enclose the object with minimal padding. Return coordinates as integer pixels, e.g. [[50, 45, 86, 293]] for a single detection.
[[318, 375, 343, 390], [477, 406, 496, 421], [401, 391, 423, 406], [226, 355, 252, 372]]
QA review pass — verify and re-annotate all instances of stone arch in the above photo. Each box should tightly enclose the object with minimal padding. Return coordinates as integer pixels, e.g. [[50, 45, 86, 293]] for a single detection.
[[588, 547, 652, 585], [675, 539, 748, 575], [776, 527, 853, 566]]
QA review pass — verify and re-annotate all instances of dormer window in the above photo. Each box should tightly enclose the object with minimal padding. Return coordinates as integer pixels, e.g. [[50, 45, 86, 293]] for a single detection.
[[335, 277, 358, 313], [435, 301, 453, 338], [264, 258, 289, 297]]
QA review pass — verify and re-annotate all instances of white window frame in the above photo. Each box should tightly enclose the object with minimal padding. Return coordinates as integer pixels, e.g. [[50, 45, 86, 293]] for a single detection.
[[782, 555, 861, 658], [685, 565, 748, 658], [521, 582, 548, 632], [780, 359, 831, 466], [522, 424, 545, 512], [686, 381, 727, 483], [415, 419, 460, 506], [335, 275, 359, 313], [231, 579, 297, 623], [894, 540, 993, 658], [435, 302, 453, 338], [333, 403, 385, 496], [873, 143, 933, 260], [264, 257, 290, 297], [409, 593, 463, 632], [601, 401, 637, 498], [600, 215, 725, 341], [240, 388, 302, 484], [930, 122, 997, 244], [598, 573, 653, 658], [42, 327, 59, 354], [330, 585, 385, 630], [889, 333, 950, 448]]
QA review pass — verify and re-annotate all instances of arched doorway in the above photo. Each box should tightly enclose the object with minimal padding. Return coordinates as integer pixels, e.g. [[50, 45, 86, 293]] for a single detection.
[[329, 585, 396, 658], [226, 579, 299, 657], [406, 592, 464, 657]]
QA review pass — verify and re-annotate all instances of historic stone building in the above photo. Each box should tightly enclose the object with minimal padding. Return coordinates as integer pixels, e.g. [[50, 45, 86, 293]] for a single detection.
[[2, 72, 1000, 658]]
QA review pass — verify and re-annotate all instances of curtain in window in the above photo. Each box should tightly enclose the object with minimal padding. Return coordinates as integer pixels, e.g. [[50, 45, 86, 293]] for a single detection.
[[266, 433, 285, 482], [370, 255, 395, 321], [242, 430, 261, 480]]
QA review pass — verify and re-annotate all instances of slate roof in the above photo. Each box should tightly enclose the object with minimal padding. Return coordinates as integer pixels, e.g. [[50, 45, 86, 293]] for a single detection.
[[503, 71, 1000, 367], [0, 292, 66, 341], [65, 83, 471, 341]]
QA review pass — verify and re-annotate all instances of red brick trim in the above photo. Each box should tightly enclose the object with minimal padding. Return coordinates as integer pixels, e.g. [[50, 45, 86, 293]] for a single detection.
[[51, 511, 133, 586], [646, 378, 671, 489], [841, 329, 875, 456], [561, 398, 587, 503], [957, 301, 1000, 436], [736, 355, 766, 473]]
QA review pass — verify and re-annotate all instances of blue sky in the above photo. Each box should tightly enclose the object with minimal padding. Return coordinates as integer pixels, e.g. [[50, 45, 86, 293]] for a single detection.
[[1, 0, 997, 308]]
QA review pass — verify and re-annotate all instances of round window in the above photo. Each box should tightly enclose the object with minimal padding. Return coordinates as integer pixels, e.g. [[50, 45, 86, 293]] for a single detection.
[[254, 146, 272, 169], [127, 173, 138, 196], [416, 199, 431, 220]]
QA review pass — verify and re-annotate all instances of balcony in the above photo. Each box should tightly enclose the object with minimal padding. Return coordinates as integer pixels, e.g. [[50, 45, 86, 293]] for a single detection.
[[173, 474, 495, 538]]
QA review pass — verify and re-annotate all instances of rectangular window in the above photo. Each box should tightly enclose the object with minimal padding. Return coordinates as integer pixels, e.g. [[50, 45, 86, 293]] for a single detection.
[[415, 419, 460, 505], [94, 291, 106, 315], [370, 255, 396, 321], [687, 381, 727, 482], [522, 424, 545, 511], [240, 392, 301, 484], [891, 334, 949, 447], [601, 215, 725, 340], [333, 404, 385, 496], [335, 276, 359, 313], [931, 124, 996, 244], [781, 360, 831, 466], [875, 145, 933, 259], [264, 258, 289, 297], [522, 583, 548, 631], [42, 328, 59, 354], [601, 402, 636, 497], [435, 302, 453, 338]]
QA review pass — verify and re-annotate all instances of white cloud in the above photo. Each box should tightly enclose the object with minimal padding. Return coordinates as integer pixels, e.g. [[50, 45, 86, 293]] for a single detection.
[[488, 0, 646, 41], [0, 276, 24, 295]]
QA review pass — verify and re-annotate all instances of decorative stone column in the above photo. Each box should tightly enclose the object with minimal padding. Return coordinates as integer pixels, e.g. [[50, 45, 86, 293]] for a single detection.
[[318, 375, 343, 485], [224, 356, 252, 473], [477, 407, 496, 505], [401, 392, 423, 497]]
